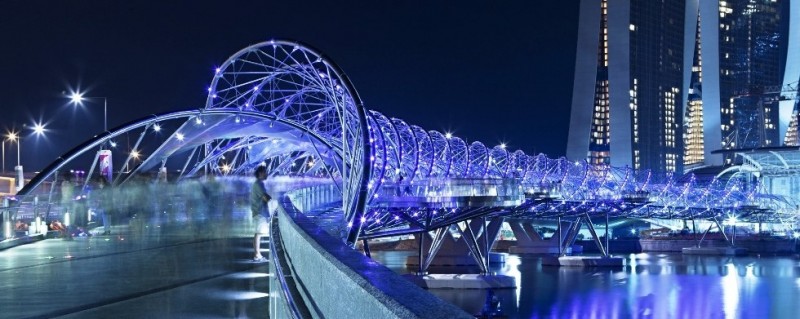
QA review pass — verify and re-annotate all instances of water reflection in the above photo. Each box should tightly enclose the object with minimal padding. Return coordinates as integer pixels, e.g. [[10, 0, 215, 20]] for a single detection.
[[372, 252, 800, 318]]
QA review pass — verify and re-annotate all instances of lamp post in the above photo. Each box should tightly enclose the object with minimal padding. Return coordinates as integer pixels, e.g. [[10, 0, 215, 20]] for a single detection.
[[6, 132, 21, 191], [7, 132, 19, 168], [69, 92, 108, 146]]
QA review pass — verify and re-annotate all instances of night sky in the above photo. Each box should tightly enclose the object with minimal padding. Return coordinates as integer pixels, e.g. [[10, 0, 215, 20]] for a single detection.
[[0, 0, 580, 171]]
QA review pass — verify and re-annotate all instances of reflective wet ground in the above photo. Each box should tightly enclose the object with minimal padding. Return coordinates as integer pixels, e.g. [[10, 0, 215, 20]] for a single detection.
[[372, 251, 800, 318], [0, 215, 271, 318]]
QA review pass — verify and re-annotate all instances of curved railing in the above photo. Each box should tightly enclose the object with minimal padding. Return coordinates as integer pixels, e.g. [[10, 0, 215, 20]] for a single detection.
[[269, 185, 472, 318]]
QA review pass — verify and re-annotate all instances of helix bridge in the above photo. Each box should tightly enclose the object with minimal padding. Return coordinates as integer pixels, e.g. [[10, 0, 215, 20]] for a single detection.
[[12, 39, 798, 254]]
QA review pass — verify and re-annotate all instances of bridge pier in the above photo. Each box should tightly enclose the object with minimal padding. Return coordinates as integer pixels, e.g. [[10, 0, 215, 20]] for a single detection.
[[682, 217, 748, 256], [507, 215, 625, 267], [405, 217, 515, 289], [507, 219, 581, 254], [406, 218, 506, 271]]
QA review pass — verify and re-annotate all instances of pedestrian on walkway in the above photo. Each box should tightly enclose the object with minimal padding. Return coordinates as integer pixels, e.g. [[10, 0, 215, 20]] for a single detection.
[[60, 173, 75, 229], [94, 176, 113, 235], [251, 165, 272, 262]]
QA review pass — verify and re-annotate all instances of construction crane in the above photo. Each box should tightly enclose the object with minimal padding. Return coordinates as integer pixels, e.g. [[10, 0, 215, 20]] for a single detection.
[[779, 80, 800, 146], [723, 81, 800, 149]]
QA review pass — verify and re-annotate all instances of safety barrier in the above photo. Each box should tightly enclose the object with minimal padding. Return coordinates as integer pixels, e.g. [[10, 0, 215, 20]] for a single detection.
[[268, 186, 471, 318]]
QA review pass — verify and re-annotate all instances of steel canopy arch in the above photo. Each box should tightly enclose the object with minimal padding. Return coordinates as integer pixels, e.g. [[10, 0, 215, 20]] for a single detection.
[[19, 109, 340, 196], [204, 39, 372, 245]]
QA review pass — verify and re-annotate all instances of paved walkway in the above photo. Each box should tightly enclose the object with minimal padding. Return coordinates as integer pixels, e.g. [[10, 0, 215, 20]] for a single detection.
[[0, 221, 270, 318]]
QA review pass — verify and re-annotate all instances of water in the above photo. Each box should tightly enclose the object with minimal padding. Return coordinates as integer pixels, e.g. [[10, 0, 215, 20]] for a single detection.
[[372, 251, 800, 318]]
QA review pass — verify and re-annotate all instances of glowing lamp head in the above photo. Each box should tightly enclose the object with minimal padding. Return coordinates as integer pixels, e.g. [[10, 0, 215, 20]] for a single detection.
[[153, 124, 161, 132], [69, 92, 84, 104], [176, 133, 185, 141], [33, 123, 46, 135], [445, 132, 453, 139]]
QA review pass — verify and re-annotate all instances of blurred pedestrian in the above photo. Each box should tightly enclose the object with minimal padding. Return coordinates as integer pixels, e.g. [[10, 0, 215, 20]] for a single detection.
[[94, 176, 113, 235], [250, 165, 271, 262]]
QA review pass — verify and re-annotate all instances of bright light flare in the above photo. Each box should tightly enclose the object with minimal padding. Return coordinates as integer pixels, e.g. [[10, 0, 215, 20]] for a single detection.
[[153, 124, 161, 132], [69, 92, 84, 104], [6, 131, 18, 142], [33, 123, 46, 135], [131, 150, 140, 159], [176, 133, 185, 141]]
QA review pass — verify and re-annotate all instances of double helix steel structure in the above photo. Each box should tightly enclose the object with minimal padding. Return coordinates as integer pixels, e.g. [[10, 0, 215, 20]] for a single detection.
[[16, 40, 799, 246]]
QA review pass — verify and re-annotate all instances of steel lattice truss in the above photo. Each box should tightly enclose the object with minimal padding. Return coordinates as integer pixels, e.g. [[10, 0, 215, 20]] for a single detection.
[[17, 40, 800, 244]]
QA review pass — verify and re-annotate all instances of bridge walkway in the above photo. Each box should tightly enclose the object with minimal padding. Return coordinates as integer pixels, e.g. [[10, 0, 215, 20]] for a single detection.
[[0, 222, 270, 318]]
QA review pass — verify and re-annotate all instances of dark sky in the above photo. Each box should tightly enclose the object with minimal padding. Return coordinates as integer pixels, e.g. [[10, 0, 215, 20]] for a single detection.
[[0, 0, 579, 171]]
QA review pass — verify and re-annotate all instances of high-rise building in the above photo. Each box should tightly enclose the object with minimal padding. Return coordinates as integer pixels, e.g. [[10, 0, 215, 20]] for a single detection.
[[717, 0, 786, 159], [569, 0, 800, 176], [684, 14, 705, 168], [568, 0, 687, 179]]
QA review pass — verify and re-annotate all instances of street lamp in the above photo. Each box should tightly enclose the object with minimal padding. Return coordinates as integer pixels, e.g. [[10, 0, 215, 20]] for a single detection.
[[68, 91, 108, 133], [32, 123, 46, 135], [2, 131, 17, 174], [7, 132, 19, 167], [6, 131, 22, 191]]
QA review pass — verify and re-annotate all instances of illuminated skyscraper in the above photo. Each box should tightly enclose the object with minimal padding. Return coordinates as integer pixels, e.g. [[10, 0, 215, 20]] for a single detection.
[[568, 0, 687, 178], [684, 14, 705, 168], [569, 0, 800, 175]]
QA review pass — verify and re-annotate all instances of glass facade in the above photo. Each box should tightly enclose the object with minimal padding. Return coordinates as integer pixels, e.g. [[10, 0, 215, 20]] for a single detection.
[[629, 0, 686, 176], [589, 0, 611, 165], [580, 0, 686, 177], [572, 0, 794, 175], [685, 15, 705, 167], [718, 0, 785, 161]]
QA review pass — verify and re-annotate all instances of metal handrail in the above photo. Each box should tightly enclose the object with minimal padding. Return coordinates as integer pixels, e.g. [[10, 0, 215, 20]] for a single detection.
[[268, 203, 305, 319]]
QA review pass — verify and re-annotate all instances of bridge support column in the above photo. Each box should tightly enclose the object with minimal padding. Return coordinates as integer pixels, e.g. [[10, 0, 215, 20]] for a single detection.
[[406, 217, 506, 268], [362, 239, 371, 258], [541, 215, 625, 267], [683, 217, 748, 256], [508, 219, 580, 254], [404, 217, 516, 289]]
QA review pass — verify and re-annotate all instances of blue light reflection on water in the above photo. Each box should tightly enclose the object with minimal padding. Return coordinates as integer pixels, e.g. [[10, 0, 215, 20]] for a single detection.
[[372, 251, 800, 318]]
